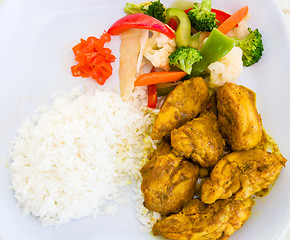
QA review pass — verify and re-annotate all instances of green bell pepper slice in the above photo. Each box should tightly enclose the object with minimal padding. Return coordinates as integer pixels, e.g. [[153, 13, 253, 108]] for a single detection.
[[165, 8, 200, 49], [191, 28, 235, 76]]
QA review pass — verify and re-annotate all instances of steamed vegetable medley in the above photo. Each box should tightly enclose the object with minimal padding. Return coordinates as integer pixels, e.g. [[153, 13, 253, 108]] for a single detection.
[[71, 0, 264, 107], [106, 0, 264, 107]]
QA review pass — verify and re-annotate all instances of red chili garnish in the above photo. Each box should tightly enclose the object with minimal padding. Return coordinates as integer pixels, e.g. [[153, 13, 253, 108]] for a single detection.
[[71, 32, 116, 85]]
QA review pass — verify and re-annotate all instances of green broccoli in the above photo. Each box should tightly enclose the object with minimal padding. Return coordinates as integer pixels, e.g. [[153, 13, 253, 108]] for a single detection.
[[187, 0, 218, 32], [232, 28, 264, 67], [169, 46, 203, 74], [124, 0, 166, 22]]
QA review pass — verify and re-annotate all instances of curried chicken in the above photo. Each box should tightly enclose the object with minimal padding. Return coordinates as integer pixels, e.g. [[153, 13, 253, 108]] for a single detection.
[[147, 141, 172, 160], [140, 152, 199, 215], [171, 111, 225, 168], [151, 77, 208, 140], [201, 149, 287, 204], [143, 76, 287, 239], [153, 198, 253, 240], [216, 83, 263, 151]]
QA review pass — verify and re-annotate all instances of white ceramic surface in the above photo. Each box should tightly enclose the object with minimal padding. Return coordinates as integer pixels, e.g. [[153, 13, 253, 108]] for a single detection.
[[0, 0, 290, 240]]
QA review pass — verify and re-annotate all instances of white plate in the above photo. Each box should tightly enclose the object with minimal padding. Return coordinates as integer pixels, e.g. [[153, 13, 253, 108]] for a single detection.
[[0, 0, 290, 239]]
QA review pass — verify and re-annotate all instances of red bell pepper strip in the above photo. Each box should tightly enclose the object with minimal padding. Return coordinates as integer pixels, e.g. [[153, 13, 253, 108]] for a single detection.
[[211, 9, 231, 26], [184, 8, 192, 14], [108, 13, 175, 39], [147, 84, 157, 108], [147, 67, 157, 108], [168, 18, 178, 31], [134, 71, 187, 87], [168, 8, 231, 31]]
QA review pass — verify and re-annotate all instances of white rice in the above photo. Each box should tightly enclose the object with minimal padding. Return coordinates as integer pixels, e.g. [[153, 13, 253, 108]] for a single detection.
[[133, 181, 161, 232], [9, 86, 160, 227]]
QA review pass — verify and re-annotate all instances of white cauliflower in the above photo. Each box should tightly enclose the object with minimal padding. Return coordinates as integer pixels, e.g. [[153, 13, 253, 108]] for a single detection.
[[207, 46, 243, 88], [143, 31, 176, 71]]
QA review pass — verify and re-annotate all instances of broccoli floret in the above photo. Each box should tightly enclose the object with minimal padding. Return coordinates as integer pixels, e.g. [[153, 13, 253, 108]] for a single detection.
[[187, 0, 218, 32], [232, 28, 264, 67], [124, 0, 166, 22], [169, 46, 203, 74], [145, 0, 166, 22]]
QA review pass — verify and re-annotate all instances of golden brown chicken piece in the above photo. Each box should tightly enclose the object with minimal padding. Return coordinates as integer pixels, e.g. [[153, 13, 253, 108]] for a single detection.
[[216, 83, 262, 151], [147, 141, 172, 160], [140, 153, 199, 215], [151, 77, 208, 140], [171, 111, 225, 168], [201, 149, 287, 204], [153, 198, 253, 240]]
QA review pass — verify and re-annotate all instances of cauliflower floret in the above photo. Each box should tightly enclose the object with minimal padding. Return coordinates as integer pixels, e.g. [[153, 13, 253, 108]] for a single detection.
[[207, 46, 243, 88], [143, 31, 176, 71]]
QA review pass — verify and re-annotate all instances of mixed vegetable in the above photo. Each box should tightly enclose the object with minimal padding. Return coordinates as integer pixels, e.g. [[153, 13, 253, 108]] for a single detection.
[[187, 0, 218, 32], [107, 13, 175, 39], [124, 0, 166, 22], [168, 46, 202, 74], [232, 28, 264, 67], [71, 0, 264, 108]]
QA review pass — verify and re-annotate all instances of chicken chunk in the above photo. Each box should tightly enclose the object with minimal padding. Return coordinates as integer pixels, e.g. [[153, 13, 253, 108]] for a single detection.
[[147, 141, 172, 160], [217, 83, 262, 151], [140, 153, 199, 215], [201, 149, 287, 204], [153, 198, 253, 240], [171, 111, 225, 168], [151, 77, 208, 140]]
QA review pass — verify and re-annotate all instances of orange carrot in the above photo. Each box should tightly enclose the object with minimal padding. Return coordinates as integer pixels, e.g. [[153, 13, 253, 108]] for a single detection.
[[217, 6, 249, 34], [134, 71, 187, 87]]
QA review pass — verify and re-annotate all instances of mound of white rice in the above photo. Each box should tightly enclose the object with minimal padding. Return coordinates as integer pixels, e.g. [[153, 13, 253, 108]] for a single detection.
[[9, 87, 160, 227]]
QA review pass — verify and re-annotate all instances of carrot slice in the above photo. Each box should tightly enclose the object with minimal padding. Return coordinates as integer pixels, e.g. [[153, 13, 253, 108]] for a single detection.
[[217, 6, 248, 34], [134, 71, 187, 87]]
